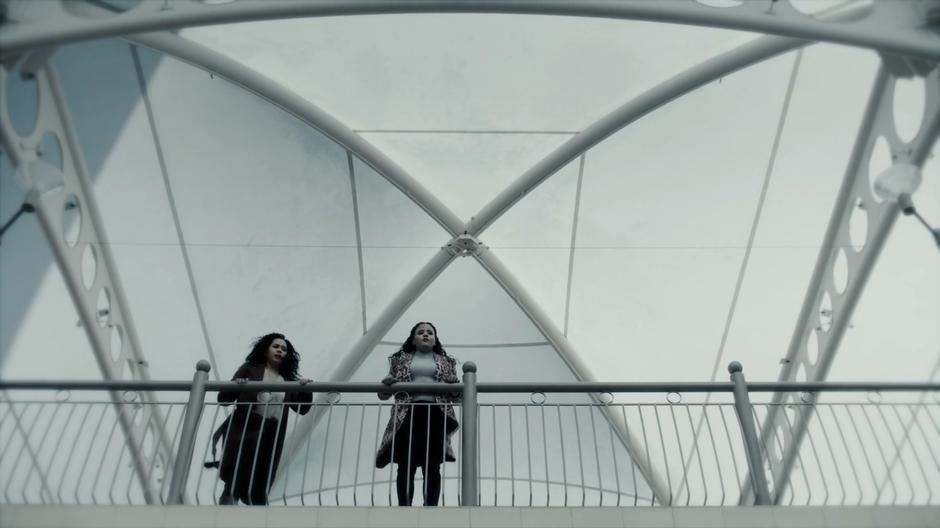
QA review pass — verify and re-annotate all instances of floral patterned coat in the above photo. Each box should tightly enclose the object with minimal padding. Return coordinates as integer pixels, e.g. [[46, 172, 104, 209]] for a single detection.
[[375, 350, 460, 468]]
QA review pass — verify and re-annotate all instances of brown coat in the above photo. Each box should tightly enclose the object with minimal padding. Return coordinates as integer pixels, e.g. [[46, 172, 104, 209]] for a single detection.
[[375, 350, 460, 468], [216, 362, 312, 502]]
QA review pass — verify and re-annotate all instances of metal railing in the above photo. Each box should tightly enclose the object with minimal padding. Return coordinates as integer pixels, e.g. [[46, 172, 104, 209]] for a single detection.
[[1, 362, 937, 507]]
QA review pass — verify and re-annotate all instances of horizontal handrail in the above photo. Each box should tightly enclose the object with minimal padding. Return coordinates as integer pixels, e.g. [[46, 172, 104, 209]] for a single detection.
[[2, 397, 937, 507], [2, 380, 938, 393]]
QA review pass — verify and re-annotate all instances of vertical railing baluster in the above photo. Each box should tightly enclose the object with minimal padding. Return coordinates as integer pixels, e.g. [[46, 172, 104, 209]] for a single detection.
[[317, 401, 335, 506], [335, 404, 350, 506], [492, 405, 497, 505], [108, 405, 132, 505], [20, 402, 61, 503], [56, 403, 94, 503], [653, 405, 673, 506], [637, 405, 653, 506], [859, 404, 896, 504], [875, 403, 916, 504], [300, 401, 316, 506], [371, 404, 382, 506], [888, 405, 929, 506], [167, 360, 210, 505], [441, 402, 450, 506], [702, 405, 724, 506], [771, 405, 809, 505], [728, 362, 771, 505], [524, 403, 533, 507], [508, 404, 516, 507], [540, 403, 550, 506], [618, 404, 637, 507], [157, 403, 186, 504], [90, 405, 120, 505], [556, 405, 568, 506], [353, 404, 366, 506], [907, 404, 939, 504], [588, 403, 602, 506], [667, 404, 687, 505], [42, 402, 78, 504], [751, 406, 783, 503], [194, 404, 222, 505], [827, 405, 862, 505], [685, 405, 707, 506], [573, 405, 585, 506], [607, 403, 621, 506]]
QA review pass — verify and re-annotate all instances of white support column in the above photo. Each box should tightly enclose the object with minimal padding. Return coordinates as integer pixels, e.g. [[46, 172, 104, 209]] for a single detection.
[[0, 63, 173, 504], [1, 0, 938, 60], [746, 63, 940, 505]]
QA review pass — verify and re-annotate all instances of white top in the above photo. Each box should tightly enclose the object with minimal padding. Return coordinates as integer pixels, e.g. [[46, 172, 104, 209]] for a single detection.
[[253, 368, 285, 420], [410, 349, 437, 403]]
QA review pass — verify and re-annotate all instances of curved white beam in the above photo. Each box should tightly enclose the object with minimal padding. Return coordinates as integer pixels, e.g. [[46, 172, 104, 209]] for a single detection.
[[465, 3, 873, 235], [2, 0, 938, 60], [748, 63, 940, 505], [126, 32, 465, 237]]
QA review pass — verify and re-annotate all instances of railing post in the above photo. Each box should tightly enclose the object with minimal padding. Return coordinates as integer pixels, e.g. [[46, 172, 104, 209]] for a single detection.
[[461, 361, 478, 506], [167, 360, 211, 505], [729, 361, 772, 505]]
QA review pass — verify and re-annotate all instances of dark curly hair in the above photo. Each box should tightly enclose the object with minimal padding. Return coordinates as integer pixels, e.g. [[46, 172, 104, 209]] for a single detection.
[[400, 321, 447, 355], [244, 332, 300, 380]]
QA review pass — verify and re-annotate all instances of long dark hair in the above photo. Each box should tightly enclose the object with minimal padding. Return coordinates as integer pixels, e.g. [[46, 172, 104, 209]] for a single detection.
[[400, 321, 447, 355], [245, 332, 300, 380]]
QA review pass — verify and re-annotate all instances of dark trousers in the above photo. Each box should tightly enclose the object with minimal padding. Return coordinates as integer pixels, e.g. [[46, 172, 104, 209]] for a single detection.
[[393, 404, 447, 506], [220, 415, 280, 505]]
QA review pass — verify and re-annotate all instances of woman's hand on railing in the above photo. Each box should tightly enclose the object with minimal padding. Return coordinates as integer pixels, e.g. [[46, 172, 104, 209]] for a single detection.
[[298, 377, 312, 385], [378, 375, 396, 400]]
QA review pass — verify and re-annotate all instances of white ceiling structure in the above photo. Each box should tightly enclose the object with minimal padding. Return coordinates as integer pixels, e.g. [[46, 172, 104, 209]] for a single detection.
[[1, 0, 938, 504]]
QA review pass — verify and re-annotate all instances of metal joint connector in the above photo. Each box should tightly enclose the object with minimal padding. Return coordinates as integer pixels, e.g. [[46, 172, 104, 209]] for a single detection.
[[445, 234, 486, 257]]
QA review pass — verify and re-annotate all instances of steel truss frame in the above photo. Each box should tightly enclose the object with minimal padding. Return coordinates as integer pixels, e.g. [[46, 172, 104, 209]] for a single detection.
[[744, 63, 940, 505], [0, 63, 174, 504]]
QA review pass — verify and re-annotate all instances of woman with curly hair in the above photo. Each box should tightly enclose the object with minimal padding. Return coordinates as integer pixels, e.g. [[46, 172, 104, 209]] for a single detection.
[[214, 333, 312, 505], [375, 322, 460, 506]]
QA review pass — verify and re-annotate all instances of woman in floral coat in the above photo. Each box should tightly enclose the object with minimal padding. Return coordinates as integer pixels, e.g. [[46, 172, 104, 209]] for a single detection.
[[375, 322, 459, 506]]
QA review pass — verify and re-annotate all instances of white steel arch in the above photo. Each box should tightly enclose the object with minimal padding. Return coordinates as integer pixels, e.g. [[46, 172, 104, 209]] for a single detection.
[[2, 0, 938, 60]]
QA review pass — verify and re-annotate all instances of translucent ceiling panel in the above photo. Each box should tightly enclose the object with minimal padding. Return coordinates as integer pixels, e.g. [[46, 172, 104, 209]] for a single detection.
[[137, 49, 362, 379], [360, 132, 571, 222], [184, 246, 361, 380], [385, 257, 546, 346], [53, 41, 208, 381], [354, 157, 449, 330], [485, 157, 582, 331], [184, 15, 754, 131], [54, 41, 178, 246], [718, 45, 880, 382], [568, 52, 797, 382]]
